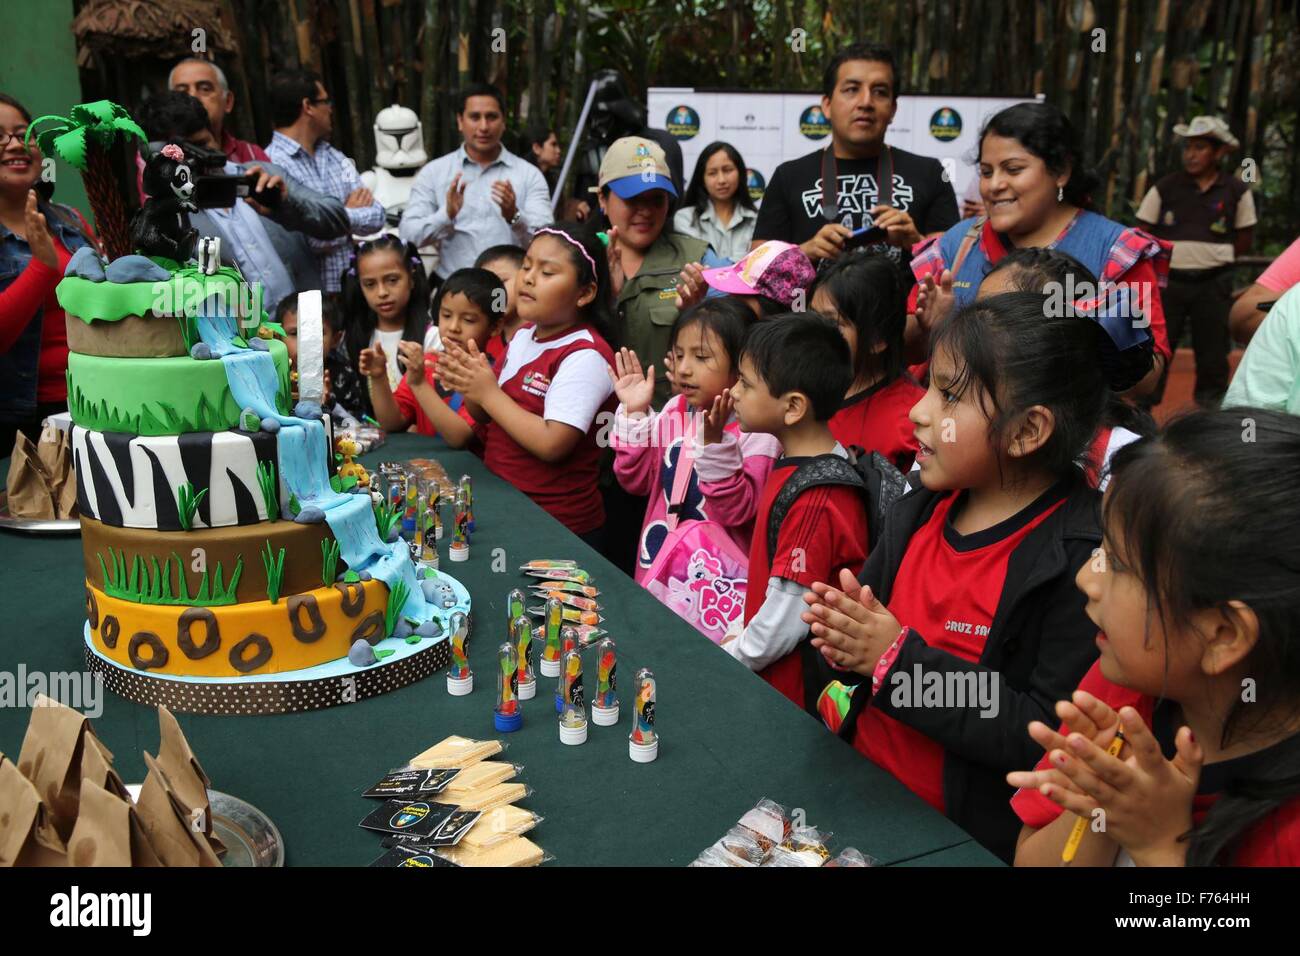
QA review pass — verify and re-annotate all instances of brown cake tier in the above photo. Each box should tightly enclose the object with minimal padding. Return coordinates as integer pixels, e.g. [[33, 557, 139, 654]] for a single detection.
[[85, 579, 390, 678], [81, 516, 341, 606], [65, 313, 188, 358]]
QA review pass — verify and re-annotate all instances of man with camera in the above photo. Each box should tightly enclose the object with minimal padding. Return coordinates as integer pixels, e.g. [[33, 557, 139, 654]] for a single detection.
[[135, 91, 351, 311]]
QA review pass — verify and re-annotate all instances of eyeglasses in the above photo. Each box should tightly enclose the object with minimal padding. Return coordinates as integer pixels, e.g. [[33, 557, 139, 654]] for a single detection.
[[0, 129, 31, 148]]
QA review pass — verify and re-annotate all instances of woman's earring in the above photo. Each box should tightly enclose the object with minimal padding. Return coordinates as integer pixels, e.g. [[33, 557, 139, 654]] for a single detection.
[[1057, 185, 1064, 202]]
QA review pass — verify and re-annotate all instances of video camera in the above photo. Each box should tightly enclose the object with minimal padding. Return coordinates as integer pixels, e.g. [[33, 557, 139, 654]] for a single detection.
[[149, 139, 282, 210]]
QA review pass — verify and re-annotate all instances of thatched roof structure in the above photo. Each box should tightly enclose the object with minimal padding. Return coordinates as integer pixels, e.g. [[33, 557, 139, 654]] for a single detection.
[[71, 0, 238, 67]]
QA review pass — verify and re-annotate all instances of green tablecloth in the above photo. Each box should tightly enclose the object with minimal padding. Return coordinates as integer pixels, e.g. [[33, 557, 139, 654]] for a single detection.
[[0, 433, 1000, 866]]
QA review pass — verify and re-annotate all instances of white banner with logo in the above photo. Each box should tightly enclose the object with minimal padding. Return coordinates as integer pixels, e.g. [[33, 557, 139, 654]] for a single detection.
[[649, 89, 1037, 204]]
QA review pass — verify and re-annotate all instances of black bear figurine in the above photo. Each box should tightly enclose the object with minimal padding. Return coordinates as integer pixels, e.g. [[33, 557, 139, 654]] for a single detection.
[[130, 143, 200, 262]]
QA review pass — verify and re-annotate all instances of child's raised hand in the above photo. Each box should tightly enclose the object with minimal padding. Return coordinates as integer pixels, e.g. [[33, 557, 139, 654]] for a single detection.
[[663, 350, 679, 393], [699, 388, 733, 445], [398, 340, 426, 387], [915, 269, 955, 333], [1007, 690, 1129, 797], [1029, 707, 1202, 866], [608, 347, 655, 414], [800, 567, 903, 676], [359, 343, 388, 382], [438, 339, 497, 403], [674, 262, 707, 309]]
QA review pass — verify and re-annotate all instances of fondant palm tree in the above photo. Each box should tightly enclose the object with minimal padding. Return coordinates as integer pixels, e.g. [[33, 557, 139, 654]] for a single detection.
[[26, 100, 145, 260]]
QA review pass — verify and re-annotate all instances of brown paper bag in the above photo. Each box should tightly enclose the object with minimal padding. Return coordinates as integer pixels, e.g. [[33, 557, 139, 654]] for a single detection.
[[40, 424, 78, 518], [155, 706, 225, 858], [0, 753, 66, 867], [5, 432, 57, 519], [16, 693, 99, 841], [65, 779, 162, 867], [80, 735, 131, 802], [133, 753, 221, 867]]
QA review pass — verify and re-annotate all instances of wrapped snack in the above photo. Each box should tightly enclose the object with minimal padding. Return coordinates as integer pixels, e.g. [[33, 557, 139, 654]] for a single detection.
[[436, 835, 546, 867], [735, 798, 789, 852], [408, 736, 503, 769], [518, 559, 577, 572], [528, 603, 602, 627], [529, 581, 600, 597], [433, 782, 530, 813], [826, 847, 878, 867], [715, 827, 765, 866], [534, 592, 601, 613], [459, 805, 543, 851], [443, 761, 518, 794], [0, 753, 66, 866], [523, 567, 592, 584], [688, 846, 736, 867]]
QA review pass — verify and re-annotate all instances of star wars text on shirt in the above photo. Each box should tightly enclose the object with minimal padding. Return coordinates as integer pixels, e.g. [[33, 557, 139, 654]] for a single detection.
[[801, 171, 916, 227]]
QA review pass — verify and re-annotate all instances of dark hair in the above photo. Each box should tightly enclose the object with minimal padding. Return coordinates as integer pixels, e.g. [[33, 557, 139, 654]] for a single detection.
[[681, 142, 756, 219], [527, 221, 612, 339], [740, 313, 853, 421], [320, 291, 343, 334], [670, 297, 754, 372], [474, 244, 525, 270], [930, 291, 1116, 477], [274, 295, 298, 325], [1104, 408, 1300, 866], [456, 83, 505, 116], [136, 91, 210, 142], [821, 42, 900, 101], [0, 93, 32, 124], [811, 250, 908, 386], [270, 69, 324, 128], [522, 122, 554, 160], [434, 267, 506, 327], [978, 103, 1099, 209], [983, 247, 1096, 291], [340, 235, 431, 370]]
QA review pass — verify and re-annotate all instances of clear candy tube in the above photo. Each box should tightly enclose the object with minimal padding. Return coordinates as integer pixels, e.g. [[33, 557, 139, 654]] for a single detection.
[[591, 637, 619, 726], [446, 611, 472, 696], [558, 648, 587, 745], [493, 642, 521, 732], [538, 596, 564, 678], [513, 613, 536, 700], [629, 667, 657, 762]]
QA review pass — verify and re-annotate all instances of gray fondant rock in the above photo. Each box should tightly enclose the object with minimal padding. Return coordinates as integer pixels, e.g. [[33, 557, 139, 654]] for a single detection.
[[294, 506, 325, 524], [190, 342, 213, 360], [249, 337, 270, 351], [358, 570, 373, 582], [260, 417, 281, 433], [415, 618, 443, 639], [392, 618, 415, 640], [293, 400, 323, 420], [66, 246, 106, 281], [104, 255, 170, 284], [348, 639, 377, 667]]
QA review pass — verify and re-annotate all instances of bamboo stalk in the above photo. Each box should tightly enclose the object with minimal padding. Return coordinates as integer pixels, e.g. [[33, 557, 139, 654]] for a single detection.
[[336, 0, 367, 165], [1131, 0, 1171, 205]]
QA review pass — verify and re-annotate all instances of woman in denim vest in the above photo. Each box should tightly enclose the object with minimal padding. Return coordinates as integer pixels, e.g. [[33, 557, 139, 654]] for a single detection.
[[0, 93, 95, 451]]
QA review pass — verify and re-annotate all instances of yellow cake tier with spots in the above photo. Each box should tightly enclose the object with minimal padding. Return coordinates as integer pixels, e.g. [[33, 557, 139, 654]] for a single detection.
[[84, 579, 390, 678]]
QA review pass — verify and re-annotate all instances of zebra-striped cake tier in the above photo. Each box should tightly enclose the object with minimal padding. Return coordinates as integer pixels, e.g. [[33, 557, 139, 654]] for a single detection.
[[72, 425, 328, 530]]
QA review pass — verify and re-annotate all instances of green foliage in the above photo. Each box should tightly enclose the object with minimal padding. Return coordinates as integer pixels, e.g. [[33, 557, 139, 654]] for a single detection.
[[374, 648, 396, 661], [373, 500, 400, 541], [288, 493, 301, 517], [384, 579, 411, 637], [275, 359, 292, 415], [256, 460, 279, 521], [320, 537, 342, 586], [329, 473, 360, 493], [261, 541, 286, 604], [343, 570, 361, 583], [27, 101, 145, 171], [97, 548, 242, 606], [175, 482, 208, 532]]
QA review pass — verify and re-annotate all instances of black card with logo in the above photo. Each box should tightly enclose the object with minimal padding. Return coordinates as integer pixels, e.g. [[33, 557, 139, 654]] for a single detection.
[[369, 844, 459, 867], [359, 798, 458, 839], [380, 808, 483, 848], [362, 767, 461, 799]]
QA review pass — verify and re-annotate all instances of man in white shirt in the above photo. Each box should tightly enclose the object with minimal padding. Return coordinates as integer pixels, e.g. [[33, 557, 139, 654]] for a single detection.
[[400, 83, 552, 279]]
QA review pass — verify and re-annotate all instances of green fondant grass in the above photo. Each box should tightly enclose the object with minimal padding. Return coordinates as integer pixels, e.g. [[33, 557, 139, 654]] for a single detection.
[[67, 375, 237, 435], [261, 541, 286, 604], [175, 482, 208, 532], [256, 460, 279, 521], [373, 501, 400, 542], [96, 548, 242, 606], [320, 537, 341, 587], [384, 579, 411, 638]]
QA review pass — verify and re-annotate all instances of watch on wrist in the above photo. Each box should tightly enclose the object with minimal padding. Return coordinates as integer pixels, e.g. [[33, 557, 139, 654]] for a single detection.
[[509, 210, 523, 226]]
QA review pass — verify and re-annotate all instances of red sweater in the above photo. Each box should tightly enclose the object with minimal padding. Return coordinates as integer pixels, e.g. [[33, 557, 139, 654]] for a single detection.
[[0, 233, 74, 404]]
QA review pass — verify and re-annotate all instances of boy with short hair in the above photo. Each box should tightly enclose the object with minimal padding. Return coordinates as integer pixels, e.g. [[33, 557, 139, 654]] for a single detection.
[[724, 313, 870, 711]]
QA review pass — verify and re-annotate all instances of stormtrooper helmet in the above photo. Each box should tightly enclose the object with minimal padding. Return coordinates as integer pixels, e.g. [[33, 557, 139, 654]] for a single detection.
[[373, 105, 428, 170]]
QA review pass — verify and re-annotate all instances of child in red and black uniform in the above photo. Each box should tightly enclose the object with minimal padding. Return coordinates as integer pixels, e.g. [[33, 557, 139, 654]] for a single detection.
[[474, 244, 527, 366], [364, 268, 503, 452], [803, 290, 1155, 862], [811, 251, 924, 471], [438, 223, 615, 549], [1010, 408, 1300, 867], [722, 314, 869, 710]]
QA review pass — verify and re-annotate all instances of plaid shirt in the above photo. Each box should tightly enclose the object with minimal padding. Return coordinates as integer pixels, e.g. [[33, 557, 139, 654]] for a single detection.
[[268, 131, 385, 290]]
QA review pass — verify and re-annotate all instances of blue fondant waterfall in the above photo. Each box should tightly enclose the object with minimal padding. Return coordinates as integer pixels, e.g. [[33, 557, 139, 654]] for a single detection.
[[200, 298, 432, 623]]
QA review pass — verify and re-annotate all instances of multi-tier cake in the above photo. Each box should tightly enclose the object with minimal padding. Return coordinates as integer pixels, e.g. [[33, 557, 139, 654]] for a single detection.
[[57, 247, 469, 715]]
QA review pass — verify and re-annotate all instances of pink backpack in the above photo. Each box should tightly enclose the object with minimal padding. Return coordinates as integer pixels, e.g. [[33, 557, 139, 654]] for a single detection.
[[642, 420, 750, 643]]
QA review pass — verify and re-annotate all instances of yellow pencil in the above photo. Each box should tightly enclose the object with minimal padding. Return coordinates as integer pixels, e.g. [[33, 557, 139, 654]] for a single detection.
[[1061, 725, 1125, 865]]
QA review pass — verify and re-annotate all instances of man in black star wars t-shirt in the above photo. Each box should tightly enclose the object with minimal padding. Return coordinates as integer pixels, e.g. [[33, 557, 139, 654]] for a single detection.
[[752, 42, 958, 267]]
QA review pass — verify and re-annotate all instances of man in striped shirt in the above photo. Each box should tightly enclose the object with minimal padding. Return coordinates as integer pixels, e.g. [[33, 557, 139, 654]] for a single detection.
[[267, 70, 385, 291]]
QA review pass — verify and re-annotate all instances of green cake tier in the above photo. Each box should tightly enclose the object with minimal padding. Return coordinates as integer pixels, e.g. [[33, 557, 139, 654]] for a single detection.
[[67, 341, 291, 436]]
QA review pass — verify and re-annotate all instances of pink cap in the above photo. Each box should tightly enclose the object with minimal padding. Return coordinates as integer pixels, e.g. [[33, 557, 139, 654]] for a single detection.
[[700, 241, 816, 308]]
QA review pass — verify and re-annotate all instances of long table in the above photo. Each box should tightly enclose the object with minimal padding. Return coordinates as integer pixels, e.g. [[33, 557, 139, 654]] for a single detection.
[[0, 433, 999, 866]]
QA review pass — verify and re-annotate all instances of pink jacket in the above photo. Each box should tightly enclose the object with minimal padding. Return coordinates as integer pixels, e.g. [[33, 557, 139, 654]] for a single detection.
[[612, 394, 782, 584]]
